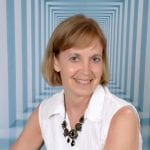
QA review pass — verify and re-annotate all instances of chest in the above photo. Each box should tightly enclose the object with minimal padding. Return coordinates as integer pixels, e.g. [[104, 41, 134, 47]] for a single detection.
[[40, 116, 104, 150]]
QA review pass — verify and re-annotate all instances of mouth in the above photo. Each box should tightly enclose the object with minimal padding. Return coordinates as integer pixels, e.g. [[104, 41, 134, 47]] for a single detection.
[[74, 79, 92, 85]]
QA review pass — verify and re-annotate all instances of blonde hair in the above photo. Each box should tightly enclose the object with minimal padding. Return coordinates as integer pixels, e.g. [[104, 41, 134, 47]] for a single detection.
[[42, 14, 109, 86]]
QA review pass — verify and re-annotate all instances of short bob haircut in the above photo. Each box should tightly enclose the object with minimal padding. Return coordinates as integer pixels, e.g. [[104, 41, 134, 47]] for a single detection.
[[42, 14, 109, 86]]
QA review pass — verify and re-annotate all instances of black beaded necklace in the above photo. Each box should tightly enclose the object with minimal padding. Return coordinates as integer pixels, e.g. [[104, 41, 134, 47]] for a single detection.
[[61, 115, 84, 146]]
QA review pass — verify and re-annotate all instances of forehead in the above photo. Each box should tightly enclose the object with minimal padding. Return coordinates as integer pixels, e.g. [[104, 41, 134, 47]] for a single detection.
[[61, 39, 103, 55]]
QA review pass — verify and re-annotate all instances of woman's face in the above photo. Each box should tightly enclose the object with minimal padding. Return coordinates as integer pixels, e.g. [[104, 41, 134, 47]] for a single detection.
[[54, 39, 103, 98]]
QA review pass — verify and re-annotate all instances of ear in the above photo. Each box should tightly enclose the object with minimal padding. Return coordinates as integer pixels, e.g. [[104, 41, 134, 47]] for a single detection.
[[53, 55, 61, 72]]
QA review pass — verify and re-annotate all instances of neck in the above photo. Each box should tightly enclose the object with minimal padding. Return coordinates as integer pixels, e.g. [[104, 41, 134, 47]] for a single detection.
[[64, 94, 91, 128], [65, 94, 90, 113]]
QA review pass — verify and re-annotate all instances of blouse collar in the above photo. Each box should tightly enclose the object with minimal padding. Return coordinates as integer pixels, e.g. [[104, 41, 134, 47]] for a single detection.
[[48, 85, 105, 122], [84, 85, 105, 122]]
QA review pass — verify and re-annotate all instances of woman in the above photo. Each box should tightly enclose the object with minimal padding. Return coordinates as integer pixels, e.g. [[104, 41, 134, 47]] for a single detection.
[[11, 14, 142, 150]]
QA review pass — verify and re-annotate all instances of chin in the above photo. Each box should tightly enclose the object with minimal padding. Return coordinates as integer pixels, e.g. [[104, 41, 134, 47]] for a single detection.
[[74, 88, 94, 97]]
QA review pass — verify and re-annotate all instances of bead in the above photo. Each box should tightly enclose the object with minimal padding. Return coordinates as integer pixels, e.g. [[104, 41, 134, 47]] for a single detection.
[[67, 138, 70, 143], [79, 116, 84, 123], [62, 120, 67, 128], [75, 123, 82, 131], [71, 140, 75, 146], [69, 129, 78, 139], [64, 128, 69, 136]]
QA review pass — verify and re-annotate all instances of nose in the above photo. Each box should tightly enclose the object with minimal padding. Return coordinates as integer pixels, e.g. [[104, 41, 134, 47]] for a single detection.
[[81, 60, 91, 75]]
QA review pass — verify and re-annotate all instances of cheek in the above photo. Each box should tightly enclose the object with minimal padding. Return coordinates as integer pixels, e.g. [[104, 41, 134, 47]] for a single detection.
[[60, 64, 78, 76], [94, 63, 103, 73], [93, 65, 103, 79], [96, 69, 103, 77]]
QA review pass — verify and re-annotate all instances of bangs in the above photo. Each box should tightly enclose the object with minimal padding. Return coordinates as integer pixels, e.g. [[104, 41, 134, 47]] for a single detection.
[[58, 19, 103, 51], [65, 31, 99, 50]]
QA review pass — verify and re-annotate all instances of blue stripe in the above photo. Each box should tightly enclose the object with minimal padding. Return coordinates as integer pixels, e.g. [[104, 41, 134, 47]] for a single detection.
[[111, 13, 115, 83], [21, 0, 28, 111], [110, 14, 113, 80], [124, 0, 131, 92], [113, 10, 117, 87], [31, 0, 35, 102], [6, 0, 16, 127], [138, 0, 149, 111], [39, 0, 42, 100], [140, 118, 150, 126], [115, 7, 120, 88], [43, 4, 46, 90], [119, 1, 125, 90], [48, 6, 51, 37], [130, 0, 139, 102]]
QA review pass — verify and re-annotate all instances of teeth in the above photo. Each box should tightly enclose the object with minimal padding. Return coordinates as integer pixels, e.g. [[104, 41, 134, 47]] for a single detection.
[[76, 79, 91, 84]]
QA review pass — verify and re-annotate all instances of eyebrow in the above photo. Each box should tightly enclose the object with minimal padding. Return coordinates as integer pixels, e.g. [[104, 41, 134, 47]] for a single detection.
[[66, 53, 102, 60], [90, 54, 102, 58]]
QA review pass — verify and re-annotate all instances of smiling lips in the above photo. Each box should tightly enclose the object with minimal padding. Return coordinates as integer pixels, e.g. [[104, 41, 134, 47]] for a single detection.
[[74, 78, 92, 84]]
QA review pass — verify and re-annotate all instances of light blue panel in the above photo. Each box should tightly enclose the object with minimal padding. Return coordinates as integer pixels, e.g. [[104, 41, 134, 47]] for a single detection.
[[40, 0, 44, 94], [31, 0, 36, 102], [119, 0, 125, 90], [38, 0, 42, 99], [124, 0, 131, 93], [126, 0, 135, 101], [130, 0, 139, 102], [34, 0, 40, 100], [109, 14, 113, 81], [0, 0, 9, 129], [143, 0, 150, 118], [111, 13, 115, 83], [6, 0, 16, 126], [114, 8, 119, 88], [120, 0, 128, 94], [112, 9, 116, 82], [21, 0, 28, 111], [44, 3, 47, 47], [115, 6, 120, 87], [138, 0, 149, 111]]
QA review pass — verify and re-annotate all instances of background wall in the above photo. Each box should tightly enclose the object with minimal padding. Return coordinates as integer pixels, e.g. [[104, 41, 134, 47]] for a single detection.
[[0, 0, 149, 149]]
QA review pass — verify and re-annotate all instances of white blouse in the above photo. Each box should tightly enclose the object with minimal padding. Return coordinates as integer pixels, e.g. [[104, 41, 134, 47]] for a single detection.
[[39, 85, 142, 150]]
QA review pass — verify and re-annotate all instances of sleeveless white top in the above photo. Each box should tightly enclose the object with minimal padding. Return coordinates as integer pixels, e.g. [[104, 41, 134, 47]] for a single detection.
[[39, 85, 142, 150]]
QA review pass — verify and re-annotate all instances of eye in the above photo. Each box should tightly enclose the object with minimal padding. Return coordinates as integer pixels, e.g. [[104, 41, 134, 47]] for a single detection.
[[92, 56, 101, 63], [69, 56, 79, 62]]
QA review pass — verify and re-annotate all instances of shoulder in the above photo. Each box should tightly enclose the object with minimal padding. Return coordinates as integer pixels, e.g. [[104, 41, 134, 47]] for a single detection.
[[41, 90, 63, 104], [39, 90, 64, 120], [11, 106, 44, 149], [40, 90, 63, 111], [104, 106, 140, 149], [110, 106, 139, 128], [104, 87, 130, 106], [102, 87, 138, 115], [103, 87, 140, 128]]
